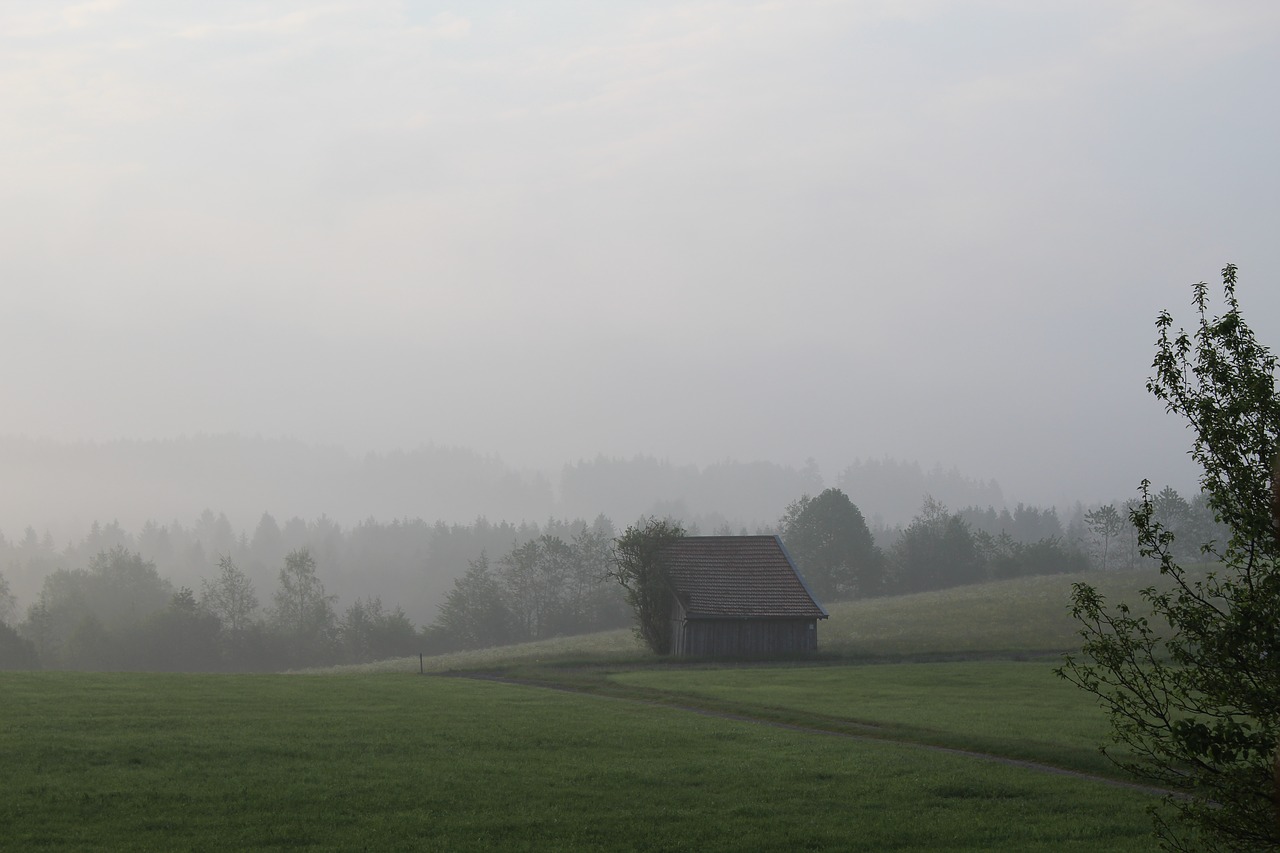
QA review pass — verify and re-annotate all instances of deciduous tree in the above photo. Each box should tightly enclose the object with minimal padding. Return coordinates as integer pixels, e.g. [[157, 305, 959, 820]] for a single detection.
[[1083, 504, 1126, 570], [889, 498, 982, 593], [133, 587, 224, 672], [780, 488, 881, 600], [19, 547, 171, 666], [564, 523, 628, 633], [270, 548, 336, 664], [607, 518, 684, 655], [0, 570, 15, 625], [432, 553, 514, 651], [0, 620, 38, 670], [200, 555, 259, 635], [338, 596, 416, 663], [499, 535, 572, 641], [1059, 265, 1280, 851]]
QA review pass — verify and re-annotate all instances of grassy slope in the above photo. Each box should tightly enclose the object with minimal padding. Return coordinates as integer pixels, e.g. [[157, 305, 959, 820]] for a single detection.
[[334, 628, 647, 675], [335, 567, 1175, 675], [819, 569, 1178, 658], [1, 671, 1159, 852], [610, 661, 1131, 778]]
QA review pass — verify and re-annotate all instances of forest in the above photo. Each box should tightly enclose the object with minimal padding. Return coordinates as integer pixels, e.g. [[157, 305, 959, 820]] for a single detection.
[[0, 481, 1222, 673]]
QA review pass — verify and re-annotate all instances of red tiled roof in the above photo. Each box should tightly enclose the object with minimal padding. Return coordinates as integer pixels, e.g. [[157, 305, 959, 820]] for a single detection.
[[662, 535, 828, 620]]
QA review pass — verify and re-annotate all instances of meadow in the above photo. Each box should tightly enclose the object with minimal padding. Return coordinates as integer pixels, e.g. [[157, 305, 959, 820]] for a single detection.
[[1, 569, 1173, 851], [609, 661, 1132, 778]]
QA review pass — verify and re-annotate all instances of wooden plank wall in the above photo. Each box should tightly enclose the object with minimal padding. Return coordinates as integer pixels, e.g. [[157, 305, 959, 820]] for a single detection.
[[677, 619, 817, 657]]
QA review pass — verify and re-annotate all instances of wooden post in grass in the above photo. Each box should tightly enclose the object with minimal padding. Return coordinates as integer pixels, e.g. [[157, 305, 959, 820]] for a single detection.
[[419, 653, 424, 676]]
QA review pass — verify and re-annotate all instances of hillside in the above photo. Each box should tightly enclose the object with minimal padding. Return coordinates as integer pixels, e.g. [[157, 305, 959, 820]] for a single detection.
[[320, 567, 1176, 674], [820, 569, 1173, 658]]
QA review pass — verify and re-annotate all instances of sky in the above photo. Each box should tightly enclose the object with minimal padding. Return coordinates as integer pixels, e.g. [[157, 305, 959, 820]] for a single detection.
[[3, 0, 1279, 510]]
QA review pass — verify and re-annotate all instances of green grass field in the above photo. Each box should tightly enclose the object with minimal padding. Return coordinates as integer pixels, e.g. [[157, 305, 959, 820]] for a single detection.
[[2, 671, 1160, 852], [1, 570, 1175, 850], [609, 661, 1132, 778]]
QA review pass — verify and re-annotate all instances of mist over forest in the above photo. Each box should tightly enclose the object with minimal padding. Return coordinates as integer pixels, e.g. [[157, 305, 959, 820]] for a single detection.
[[0, 431, 1205, 636], [0, 434, 1009, 544], [0, 433, 1008, 621], [0, 434, 995, 619], [0, 426, 1217, 674]]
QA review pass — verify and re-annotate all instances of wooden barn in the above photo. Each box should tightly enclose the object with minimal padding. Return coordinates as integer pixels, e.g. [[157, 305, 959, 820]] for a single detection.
[[663, 535, 828, 657]]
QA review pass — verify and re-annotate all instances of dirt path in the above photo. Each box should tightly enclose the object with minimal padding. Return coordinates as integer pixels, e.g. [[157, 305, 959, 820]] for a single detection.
[[445, 670, 1172, 797]]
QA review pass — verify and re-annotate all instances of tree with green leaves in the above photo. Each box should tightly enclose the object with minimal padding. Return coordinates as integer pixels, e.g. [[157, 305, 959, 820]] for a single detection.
[[270, 548, 336, 665], [132, 587, 224, 672], [0, 567, 37, 670], [200, 555, 259, 636], [1083, 504, 1126, 571], [780, 488, 881, 600], [499, 535, 573, 641], [564, 522, 629, 633], [19, 547, 172, 667], [889, 497, 982, 593], [431, 553, 514, 651], [0, 620, 38, 670], [0, 569, 16, 626], [607, 518, 684, 655], [1058, 265, 1280, 851], [338, 596, 417, 663]]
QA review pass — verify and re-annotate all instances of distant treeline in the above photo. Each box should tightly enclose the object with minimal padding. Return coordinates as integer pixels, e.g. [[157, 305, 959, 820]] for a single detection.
[[424, 520, 629, 654], [0, 516, 631, 673], [0, 512, 619, 642], [0, 485, 1221, 672], [0, 435, 1010, 540], [867, 487, 1226, 587], [837, 458, 1005, 528], [779, 490, 1088, 601]]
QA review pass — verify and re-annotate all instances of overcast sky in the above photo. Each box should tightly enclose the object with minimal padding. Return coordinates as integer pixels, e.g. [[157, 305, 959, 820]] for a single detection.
[[3, 0, 1279, 510]]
